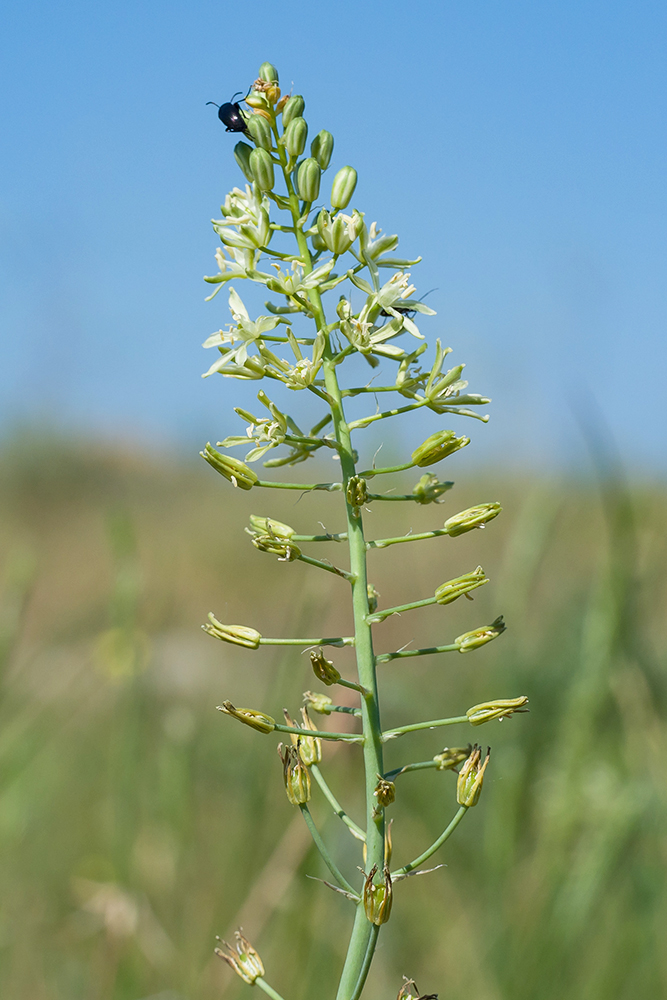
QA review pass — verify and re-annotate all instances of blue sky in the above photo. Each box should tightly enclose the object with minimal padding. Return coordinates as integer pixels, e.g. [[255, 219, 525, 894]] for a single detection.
[[2, 0, 666, 472]]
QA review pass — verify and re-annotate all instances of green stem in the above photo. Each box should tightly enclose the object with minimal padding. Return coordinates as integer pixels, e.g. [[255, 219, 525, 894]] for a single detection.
[[376, 642, 459, 663], [384, 759, 440, 780], [256, 479, 342, 492], [367, 528, 449, 549], [382, 716, 468, 741], [365, 493, 421, 502], [273, 124, 384, 1000], [258, 636, 354, 647], [297, 553, 354, 582], [292, 532, 348, 543], [274, 722, 362, 743], [367, 595, 436, 624], [311, 764, 366, 842], [392, 805, 468, 877], [357, 461, 415, 478], [299, 804, 358, 896], [256, 978, 288, 1000], [348, 398, 428, 431], [349, 924, 380, 1000]]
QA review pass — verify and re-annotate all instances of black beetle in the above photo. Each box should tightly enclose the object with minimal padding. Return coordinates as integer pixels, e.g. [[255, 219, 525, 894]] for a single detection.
[[207, 91, 248, 132]]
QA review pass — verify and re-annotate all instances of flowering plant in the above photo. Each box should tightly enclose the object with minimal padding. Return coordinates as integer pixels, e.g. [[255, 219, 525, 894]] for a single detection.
[[202, 62, 527, 1000]]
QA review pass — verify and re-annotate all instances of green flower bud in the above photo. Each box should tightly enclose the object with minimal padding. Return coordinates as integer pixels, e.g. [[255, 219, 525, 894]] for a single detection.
[[297, 157, 321, 202], [203, 614, 261, 649], [303, 690, 334, 714], [455, 615, 506, 653], [331, 165, 358, 209], [279, 742, 311, 805], [411, 430, 470, 467], [248, 515, 295, 538], [363, 865, 393, 925], [245, 91, 270, 111], [456, 744, 490, 807], [251, 534, 301, 561], [249, 147, 275, 191], [374, 776, 395, 808], [258, 61, 279, 83], [310, 229, 327, 252], [310, 648, 341, 686], [217, 701, 275, 734], [445, 502, 502, 536], [367, 584, 379, 614], [311, 129, 334, 169], [200, 443, 258, 489], [317, 208, 361, 255], [234, 141, 255, 182], [466, 696, 529, 726], [434, 566, 489, 605], [246, 112, 273, 151], [336, 296, 352, 321], [433, 745, 473, 771], [284, 116, 308, 158], [346, 474, 368, 512], [215, 930, 265, 984], [282, 94, 305, 127], [284, 708, 322, 765], [412, 473, 454, 505]]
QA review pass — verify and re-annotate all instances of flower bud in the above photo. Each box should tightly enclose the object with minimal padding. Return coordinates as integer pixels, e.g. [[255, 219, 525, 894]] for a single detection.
[[310, 648, 341, 686], [284, 708, 322, 765], [456, 744, 490, 807], [215, 930, 265, 984], [367, 584, 379, 614], [433, 745, 473, 771], [374, 776, 395, 808], [311, 129, 334, 169], [258, 61, 279, 83], [234, 141, 255, 182], [245, 91, 270, 111], [346, 475, 368, 511], [303, 690, 333, 714], [248, 515, 294, 538], [445, 502, 502, 537], [284, 116, 308, 158], [200, 443, 258, 489], [282, 94, 305, 127], [246, 112, 273, 151], [249, 147, 275, 191], [336, 296, 352, 321], [411, 430, 470, 467], [363, 865, 393, 925], [331, 166, 358, 210], [412, 473, 454, 505], [455, 615, 506, 653], [279, 742, 311, 805], [218, 701, 275, 734], [434, 566, 488, 605], [466, 696, 529, 726], [297, 157, 321, 202], [251, 534, 301, 561], [317, 208, 361, 255], [203, 614, 261, 649]]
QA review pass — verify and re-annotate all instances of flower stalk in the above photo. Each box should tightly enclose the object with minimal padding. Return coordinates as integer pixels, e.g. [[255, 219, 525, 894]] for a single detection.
[[203, 63, 526, 1000]]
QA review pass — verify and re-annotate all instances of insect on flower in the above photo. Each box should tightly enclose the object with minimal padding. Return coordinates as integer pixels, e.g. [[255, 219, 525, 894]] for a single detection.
[[207, 91, 249, 132]]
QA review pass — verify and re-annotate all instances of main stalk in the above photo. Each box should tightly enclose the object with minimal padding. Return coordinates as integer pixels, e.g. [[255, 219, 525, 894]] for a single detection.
[[275, 140, 385, 1000]]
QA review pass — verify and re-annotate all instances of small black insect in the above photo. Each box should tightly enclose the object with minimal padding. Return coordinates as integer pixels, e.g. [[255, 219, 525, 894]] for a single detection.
[[207, 91, 248, 132], [378, 288, 437, 324]]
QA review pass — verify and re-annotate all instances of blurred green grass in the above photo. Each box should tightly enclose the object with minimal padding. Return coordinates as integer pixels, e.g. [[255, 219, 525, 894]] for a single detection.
[[0, 436, 665, 1000]]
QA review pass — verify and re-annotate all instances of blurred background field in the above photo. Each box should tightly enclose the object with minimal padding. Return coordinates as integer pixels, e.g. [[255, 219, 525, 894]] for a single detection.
[[1, 435, 665, 1000]]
